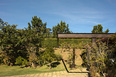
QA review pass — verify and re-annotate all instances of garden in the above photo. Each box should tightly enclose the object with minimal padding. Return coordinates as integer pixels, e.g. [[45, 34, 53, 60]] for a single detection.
[[0, 16, 116, 77]]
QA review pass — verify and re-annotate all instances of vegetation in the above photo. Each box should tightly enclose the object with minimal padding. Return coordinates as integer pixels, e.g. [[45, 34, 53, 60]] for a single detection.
[[81, 34, 116, 77], [89, 42, 110, 77], [0, 62, 65, 76], [60, 41, 87, 68], [28, 16, 46, 35], [92, 24, 109, 33], [52, 21, 72, 38], [41, 47, 62, 69], [42, 38, 91, 48], [0, 17, 61, 68], [106, 33, 116, 77], [81, 24, 110, 67], [15, 56, 28, 66], [80, 50, 87, 67], [0, 16, 115, 77]]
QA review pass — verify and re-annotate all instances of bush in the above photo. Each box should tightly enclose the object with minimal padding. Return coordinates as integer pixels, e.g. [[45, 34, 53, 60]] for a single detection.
[[67, 53, 73, 68], [105, 33, 116, 77], [15, 56, 28, 66], [80, 50, 87, 67], [89, 42, 110, 77], [42, 47, 56, 64]]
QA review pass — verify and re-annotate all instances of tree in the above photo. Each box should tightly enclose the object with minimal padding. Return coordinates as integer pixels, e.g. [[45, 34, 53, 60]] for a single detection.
[[45, 28, 51, 38], [52, 21, 71, 38], [0, 18, 4, 28], [91, 24, 109, 33], [0, 18, 63, 68], [28, 16, 47, 47], [22, 25, 42, 67], [0, 21, 25, 65], [0, 18, 42, 67], [28, 16, 46, 35]]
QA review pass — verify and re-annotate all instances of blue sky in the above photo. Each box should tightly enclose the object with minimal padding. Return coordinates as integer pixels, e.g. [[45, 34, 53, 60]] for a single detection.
[[0, 0, 116, 33]]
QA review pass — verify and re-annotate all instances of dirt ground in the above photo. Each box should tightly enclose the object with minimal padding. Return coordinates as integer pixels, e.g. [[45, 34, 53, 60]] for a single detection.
[[54, 48, 84, 66]]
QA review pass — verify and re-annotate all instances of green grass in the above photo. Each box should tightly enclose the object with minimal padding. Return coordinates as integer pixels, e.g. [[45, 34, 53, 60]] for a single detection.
[[0, 61, 65, 76]]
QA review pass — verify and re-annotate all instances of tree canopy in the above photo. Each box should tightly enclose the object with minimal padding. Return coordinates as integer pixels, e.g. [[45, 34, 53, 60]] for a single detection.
[[0, 18, 61, 67], [28, 16, 47, 34], [91, 24, 109, 33], [52, 21, 72, 38]]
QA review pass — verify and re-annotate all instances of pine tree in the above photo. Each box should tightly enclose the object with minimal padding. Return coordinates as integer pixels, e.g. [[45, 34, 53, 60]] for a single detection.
[[52, 21, 71, 38]]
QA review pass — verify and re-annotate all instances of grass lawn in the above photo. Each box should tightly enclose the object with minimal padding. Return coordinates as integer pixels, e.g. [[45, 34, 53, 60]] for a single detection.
[[0, 61, 65, 76], [0, 48, 86, 77]]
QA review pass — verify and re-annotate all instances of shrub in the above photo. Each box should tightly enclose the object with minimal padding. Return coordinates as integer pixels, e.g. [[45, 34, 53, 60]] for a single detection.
[[15, 56, 28, 66], [42, 47, 56, 64], [80, 50, 87, 67], [67, 53, 73, 68], [105, 33, 116, 77], [89, 42, 110, 77], [22, 59, 28, 65]]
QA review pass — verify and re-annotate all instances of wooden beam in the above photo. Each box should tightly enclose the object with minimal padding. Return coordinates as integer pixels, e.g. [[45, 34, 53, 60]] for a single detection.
[[58, 33, 114, 38]]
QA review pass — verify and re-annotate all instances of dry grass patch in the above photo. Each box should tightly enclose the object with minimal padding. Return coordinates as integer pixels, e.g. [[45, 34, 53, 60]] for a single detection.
[[54, 48, 84, 66]]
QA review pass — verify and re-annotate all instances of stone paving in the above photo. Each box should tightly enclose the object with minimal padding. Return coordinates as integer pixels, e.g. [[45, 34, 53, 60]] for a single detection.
[[6, 71, 88, 77]]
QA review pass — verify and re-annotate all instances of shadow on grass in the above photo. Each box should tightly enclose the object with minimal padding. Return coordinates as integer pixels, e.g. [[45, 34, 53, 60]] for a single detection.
[[51, 62, 60, 68], [61, 59, 90, 76], [47, 62, 60, 68]]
